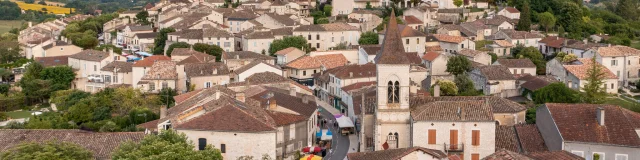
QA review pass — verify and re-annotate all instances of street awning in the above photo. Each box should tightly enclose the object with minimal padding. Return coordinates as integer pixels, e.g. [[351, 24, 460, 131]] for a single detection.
[[335, 114, 354, 128], [136, 52, 152, 57]]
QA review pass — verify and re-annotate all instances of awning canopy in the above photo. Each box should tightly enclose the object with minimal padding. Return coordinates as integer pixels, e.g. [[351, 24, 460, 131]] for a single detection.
[[136, 52, 152, 57], [335, 114, 354, 128]]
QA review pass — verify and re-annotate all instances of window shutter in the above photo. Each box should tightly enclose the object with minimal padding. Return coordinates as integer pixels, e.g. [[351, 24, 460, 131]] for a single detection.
[[428, 129, 436, 144], [221, 144, 226, 153], [471, 154, 480, 160], [472, 130, 480, 146]]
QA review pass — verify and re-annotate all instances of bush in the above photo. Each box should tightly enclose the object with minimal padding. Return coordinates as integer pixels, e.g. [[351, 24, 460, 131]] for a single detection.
[[430, 80, 458, 96]]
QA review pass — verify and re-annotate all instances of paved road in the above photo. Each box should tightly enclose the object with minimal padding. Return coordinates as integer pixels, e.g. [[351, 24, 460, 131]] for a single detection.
[[319, 108, 350, 160]]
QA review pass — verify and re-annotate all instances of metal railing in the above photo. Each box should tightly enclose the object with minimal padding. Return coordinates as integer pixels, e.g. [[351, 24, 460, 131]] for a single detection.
[[444, 143, 464, 152]]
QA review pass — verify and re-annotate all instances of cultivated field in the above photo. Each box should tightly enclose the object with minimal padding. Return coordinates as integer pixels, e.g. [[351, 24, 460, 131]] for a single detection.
[[13, 1, 75, 14], [0, 20, 24, 34]]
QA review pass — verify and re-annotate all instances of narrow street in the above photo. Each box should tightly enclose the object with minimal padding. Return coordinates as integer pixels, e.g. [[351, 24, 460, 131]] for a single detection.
[[316, 98, 350, 160]]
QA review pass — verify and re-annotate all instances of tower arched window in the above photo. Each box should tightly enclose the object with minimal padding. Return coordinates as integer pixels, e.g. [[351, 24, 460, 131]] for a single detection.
[[388, 81, 400, 104], [387, 81, 394, 102], [394, 81, 400, 103]]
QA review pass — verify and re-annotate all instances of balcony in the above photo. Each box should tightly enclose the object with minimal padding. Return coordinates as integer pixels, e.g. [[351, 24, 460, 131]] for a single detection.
[[444, 143, 464, 152]]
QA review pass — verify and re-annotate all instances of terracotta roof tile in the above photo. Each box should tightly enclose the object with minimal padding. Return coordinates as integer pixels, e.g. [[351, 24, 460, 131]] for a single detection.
[[285, 54, 347, 69], [403, 15, 423, 24], [426, 45, 443, 52], [223, 51, 273, 60], [496, 59, 535, 68], [458, 49, 488, 58], [411, 96, 526, 113], [475, 65, 515, 80], [347, 147, 447, 160], [563, 58, 617, 80], [175, 105, 276, 132], [184, 62, 229, 77], [69, 49, 109, 62], [360, 45, 381, 55], [141, 60, 178, 80], [526, 151, 585, 160], [504, 7, 520, 13], [234, 60, 280, 74], [174, 89, 204, 104], [133, 55, 171, 67], [267, 111, 307, 126], [412, 100, 494, 121], [35, 56, 68, 67], [597, 45, 640, 57], [498, 29, 544, 39], [483, 149, 533, 160], [275, 47, 302, 55], [375, 11, 412, 64], [514, 124, 548, 153], [341, 81, 376, 93], [433, 34, 467, 43], [494, 40, 514, 47], [0, 129, 144, 160], [101, 61, 133, 73], [495, 126, 520, 152], [422, 51, 441, 61], [250, 90, 317, 117], [545, 103, 640, 147]]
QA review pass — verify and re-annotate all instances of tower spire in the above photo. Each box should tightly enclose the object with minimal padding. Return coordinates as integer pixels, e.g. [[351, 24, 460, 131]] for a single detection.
[[374, 9, 410, 64]]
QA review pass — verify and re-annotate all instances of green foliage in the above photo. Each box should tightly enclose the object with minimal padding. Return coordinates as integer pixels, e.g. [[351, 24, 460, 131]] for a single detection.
[[333, 42, 348, 50], [526, 106, 536, 124], [358, 31, 379, 45], [582, 57, 607, 104], [446, 56, 472, 76], [316, 18, 329, 24], [159, 88, 177, 108], [50, 89, 91, 111], [365, 2, 373, 9], [0, 93, 26, 112], [323, 5, 332, 17], [192, 43, 223, 61], [38, 0, 46, 5], [166, 42, 191, 57], [431, 80, 458, 96], [112, 129, 223, 160], [0, 40, 22, 63], [537, 12, 556, 32], [0, 112, 6, 121], [0, 140, 93, 160], [516, 0, 531, 31], [310, 11, 327, 24], [455, 73, 482, 96], [153, 28, 176, 55], [135, 11, 151, 25], [0, 1, 22, 20], [616, 0, 638, 21], [4, 121, 24, 128], [513, 46, 545, 75], [40, 66, 76, 90], [95, 44, 123, 54], [376, 16, 404, 32], [593, 153, 600, 160], [488, 52, 498, 63], [453, 0, 463, 7], [61, 13, 118, 49], [556, 1, 583, 39], [0, 84, 9, 95], [533, 82, 579, 104], [268, 36, 310, 56], [25, 112, 77, 129]]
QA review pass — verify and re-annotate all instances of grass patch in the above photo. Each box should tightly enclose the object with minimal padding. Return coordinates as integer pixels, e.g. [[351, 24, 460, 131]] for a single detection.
[[631, 40, 640, 50], [0, 20, 24, 34], [604, 97, 640, 112], [3, 110, 32, 119], [475, 40, 493, 51]]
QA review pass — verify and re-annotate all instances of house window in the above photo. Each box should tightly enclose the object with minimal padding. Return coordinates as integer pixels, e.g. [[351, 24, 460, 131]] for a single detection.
[[406, 39, 409, 44], [615, 154, 628, 160], [220, 144, 226, 153], [198, 138, 207, 150], [428, 129, 436, 144], [114, 74, 118, 83], [94, 65, 97, 71], [617, 71, 620, 78], [60, 47, 64, 51], [317, 43, 320, 48], [314, 70, 317, 74], [387, 132, 399, 149], [149, 83, 155, 91], [308, 35, 311, 40], [316, 34, 320, 40], [513, 69, 517, 74], [461, 44, 464, 49], [162, 82, 168, 89], [521, 69, 524, 74], [611, 83, 614, 89], [571, 151, 584, 157], [254, 42, 257, 47], [417, 38, 420, 44], [224, 42, 230, 47], [303, 71, 306, 76], [205, 82, 212, 88], [612, 60, 618, 66], [332, 37, 334, 42], [472, 130, 480, 146]]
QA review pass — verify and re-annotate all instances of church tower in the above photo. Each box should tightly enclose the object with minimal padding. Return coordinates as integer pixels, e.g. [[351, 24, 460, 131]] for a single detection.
[[373, 10, 412, 151]]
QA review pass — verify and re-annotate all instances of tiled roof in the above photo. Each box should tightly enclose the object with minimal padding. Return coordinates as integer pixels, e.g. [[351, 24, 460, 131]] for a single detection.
[[223, 51, 273, 60], [360, 45, 381, 55], [475, 65, 515, 80], [476, 15, 518, 26], [171, 48, 205, 57], [128, 25, 153, 32], [141, 60, 178, 80], [426, 45, 443, 52], [101, 61, 133, 73], [174, 89, 204, 104], [410, 96, 526, 113], [35, 56, 68, 67], [520, 76, 554, 91], [175, 104, 276, 132], [267, 111, 307, 126], [458, 49, 487, 58], [403, 15, 423, 24], [495, 126, 520, 152], [285, 54, 347, 69], [227, 10, 257, 20], [135, 32, 159, 39], [133, 55, 171, 67], [347, 147, 447, 160], [234, 60, 280, 74], [375, 11, 411, 65], [177, 52, 217, 65], [515, 124, 548, 153], [433, 34, 467, 43], [399, 25, 427, 37], [42, 41, 70, 50], [494, 40, 514, 47], [412, 100, 494, 121], [0, 129, 144, 160], [565, 42, 607, 50], [250, 89, 317, 117], [563, 58, 617, 80], [483, 149, 533, 160], [184, 62, 229, 77], [293, 23, 359, 32], [266, 13, 296, 26], [245, 31, 275, 39], [499, 29, 544, 39], [69, 49, 109, 62], [545, 103, 640, 147], [597, 45, 640, 57], [275, 47, 302, 55], [320, 63, 376, 80], [504, 7, 520, 13], [526, 151, 585, 160], [496, 59, 535, 68], [422, 51, 441, 61], [341, 81, 376, 93], [538, 36, 567, 48]]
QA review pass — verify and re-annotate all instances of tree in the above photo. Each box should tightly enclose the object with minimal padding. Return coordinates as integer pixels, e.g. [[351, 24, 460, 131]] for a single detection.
[[455, 73, 481, 96], [95, 44, 123, 54], [316, 18, 329, 24], [616, 0, 638, 21], [446, 56, 472, 76], [582, 56, 607, 104], [0, 141, 93, 160], [135, 11, 150, 25], [0, 84, 9, 95], [40, 66, 76, 91], [38, 0, 46, 5], [516, 0, 531, 31], [0, 40, 22, 63], [556, 2, 583, 39], [159, 88, 177, 108], [526, 107, 536, 124], [112, 129, 223, 160], [166, 42, 191, 57], [453, 0, 463, 8], [268, 36, 310, 56], [333, 42, 348, 50], [488, 52, 497, 63], [153, 28, 176, 55], [365, 2, 373, 9], [358, 31, 379, 45], [375, 16, 404, 32], [514, 47, 545, 75], [0, 1, 21, 20], [323, 5, 332, 17], [192, 43, 223, 61], [537, 12, 556, 32], [431, 80, 458, 96], [532, 82, 579, 104]]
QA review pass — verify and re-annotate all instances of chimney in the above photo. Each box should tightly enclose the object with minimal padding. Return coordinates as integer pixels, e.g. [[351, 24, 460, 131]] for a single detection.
[[563, 39, 567, 46], [28, 22, 32, 28], [215, 91, 221, 99], [53, 41, 57, 46], [235, 55, 240, 59], [269, 100, 277, 110], [235, 92, 245, 102], [109, 48, 114, 58], [302, 95, 311, 104], [597, 107, 605, 126], [349, 72, 353, 78], [608, 44, 611, 47], [160, 106, 167, 118], [289, 86, 296, 96], [433, 84, 440, 97]]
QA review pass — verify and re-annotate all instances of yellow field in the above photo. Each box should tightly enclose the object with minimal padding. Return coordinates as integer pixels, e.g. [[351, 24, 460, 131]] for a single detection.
[[14, 1, 75, 14]]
